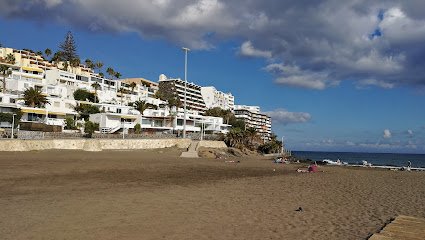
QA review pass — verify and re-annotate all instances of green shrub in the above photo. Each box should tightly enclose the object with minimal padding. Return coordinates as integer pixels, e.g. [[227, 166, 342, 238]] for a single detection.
[[64, 117, 77, 130], [73, 89, 97, 103], [0, 110, 22, 127], [84, 121, 97, 138], [134, 123, 141, 134]]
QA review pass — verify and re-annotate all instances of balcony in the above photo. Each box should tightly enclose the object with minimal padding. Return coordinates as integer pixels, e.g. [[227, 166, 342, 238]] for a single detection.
[[45, 118, 65, 126]]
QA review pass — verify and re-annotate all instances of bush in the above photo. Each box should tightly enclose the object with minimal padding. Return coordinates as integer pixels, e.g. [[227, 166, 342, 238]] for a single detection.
[[74, 104, 100, 121], [73, 89, 97, 103], [64, 117, 77, 130], [134, 123, 141, 134], [84, 121, 98, 138], [258, 140, 282, 154], [0, 110, 22, 128]]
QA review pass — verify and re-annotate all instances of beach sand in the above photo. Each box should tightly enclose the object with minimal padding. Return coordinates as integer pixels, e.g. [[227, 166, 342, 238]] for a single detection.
[[1, 148, 424, 240]]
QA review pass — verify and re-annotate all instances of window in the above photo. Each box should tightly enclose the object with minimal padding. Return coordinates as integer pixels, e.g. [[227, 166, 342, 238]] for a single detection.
[[10, 99, 16, 103], [177, 119, 183, 126], [121, 118, 132, 123], [153, 120, 163, 127], [142, 119, 151, 125], [76, 75, 89, 82], [28, 113, 43, 122], [116, 109, 122, 113], [0, 97, 2, 103]]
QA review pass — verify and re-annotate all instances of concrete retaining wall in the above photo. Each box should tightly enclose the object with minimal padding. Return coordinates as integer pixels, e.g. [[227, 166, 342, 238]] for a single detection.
[[197, 140, 228, 149], [0, 139, 195, 152]]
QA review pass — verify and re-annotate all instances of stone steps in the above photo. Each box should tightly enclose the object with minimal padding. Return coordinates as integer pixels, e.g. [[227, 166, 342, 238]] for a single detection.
[[180, 140, 199, 158]]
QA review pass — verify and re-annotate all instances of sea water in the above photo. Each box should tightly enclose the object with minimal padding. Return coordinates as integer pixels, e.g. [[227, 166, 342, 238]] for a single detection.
[[293, 151, 425, 168]]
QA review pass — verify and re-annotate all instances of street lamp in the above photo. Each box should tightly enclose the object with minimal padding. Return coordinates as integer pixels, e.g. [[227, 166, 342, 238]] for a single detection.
[[182, 47, 190, 138], [11, 113, 17, 139]]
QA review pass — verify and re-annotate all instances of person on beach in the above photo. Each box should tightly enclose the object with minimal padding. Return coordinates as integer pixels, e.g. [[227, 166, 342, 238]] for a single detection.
[[297, 163, 318, 173], [407, 161, 412, 171]]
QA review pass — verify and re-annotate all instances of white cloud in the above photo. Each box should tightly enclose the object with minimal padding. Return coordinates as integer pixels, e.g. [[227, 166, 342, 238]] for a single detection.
[[383, 129, 392, 138], [356, 79, 395, 89], [43, 0, 62, 8], [265, 63, 337, 90], [263, 108, 311, 125], [2, 1, 425, 89], [352, 50, 405, 74], [239, 41, 272, 58]]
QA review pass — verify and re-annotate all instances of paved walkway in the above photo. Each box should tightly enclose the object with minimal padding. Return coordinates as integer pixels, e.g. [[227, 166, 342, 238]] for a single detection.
[[369, 215, 425, 240], [180, 140, 199, 158]]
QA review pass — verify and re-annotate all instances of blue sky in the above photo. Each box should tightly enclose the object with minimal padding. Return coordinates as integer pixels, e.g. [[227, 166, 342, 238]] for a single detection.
[[1, 0, 425, 153]]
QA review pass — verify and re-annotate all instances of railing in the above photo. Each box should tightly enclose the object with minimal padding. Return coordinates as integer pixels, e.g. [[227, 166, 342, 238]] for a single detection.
[[45, 118, 65, 126], [108, 125, 122, 133]]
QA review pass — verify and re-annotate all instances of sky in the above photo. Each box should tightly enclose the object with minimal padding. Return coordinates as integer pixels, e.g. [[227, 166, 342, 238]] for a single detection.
[[1, 0, 425, 153]]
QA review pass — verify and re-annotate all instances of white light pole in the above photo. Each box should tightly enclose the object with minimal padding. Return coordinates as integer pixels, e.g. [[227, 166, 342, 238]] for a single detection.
[[11, 113, 17, 139], [200, 120, 204, 141], [182, 47, 190, 138], [281, 136, 285, 154]]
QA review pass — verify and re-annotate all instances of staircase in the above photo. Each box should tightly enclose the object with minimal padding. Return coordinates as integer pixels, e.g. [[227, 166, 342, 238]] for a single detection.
[[109, 125, 122, 133], [180, 140, 199, 158]]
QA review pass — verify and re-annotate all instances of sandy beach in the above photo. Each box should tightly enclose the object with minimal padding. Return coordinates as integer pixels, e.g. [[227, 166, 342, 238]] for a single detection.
[[1, 148, 424, 240]]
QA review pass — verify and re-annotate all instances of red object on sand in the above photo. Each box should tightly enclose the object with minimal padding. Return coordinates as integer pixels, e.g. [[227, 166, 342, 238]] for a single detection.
[[308, 165, 318, 173]]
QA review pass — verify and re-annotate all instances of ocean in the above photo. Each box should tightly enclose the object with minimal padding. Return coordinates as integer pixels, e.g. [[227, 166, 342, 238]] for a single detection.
[[293, 151, 425, 168]]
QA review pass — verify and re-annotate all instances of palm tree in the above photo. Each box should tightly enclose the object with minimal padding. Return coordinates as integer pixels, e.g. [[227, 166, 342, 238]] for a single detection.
[[133, 100, 154, 115], [23, 87, 49, 108], [70, 58, 80, 73], [95, 61, 103, 73], [106, 67, 115, 79], [105, 67, 115, 90], [118, 88, 125, 105], [44, 48, 52, 60], [223, 109, 233, 124], [51, 51, 63, 66], [225, 128, 245, 149], [85, 59, 94, 69], [91, 82, 101, 103], [114, 72, 122, 80], [129, 82, 137, 94], [0, 53, 15, 93], [244, 127, 260, 149]]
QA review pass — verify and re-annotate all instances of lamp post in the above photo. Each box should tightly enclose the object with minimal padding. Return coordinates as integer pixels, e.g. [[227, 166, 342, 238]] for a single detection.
[[182, 47, 190, 138], [11, 113, 17, 139], [281, 136, 285, 154]]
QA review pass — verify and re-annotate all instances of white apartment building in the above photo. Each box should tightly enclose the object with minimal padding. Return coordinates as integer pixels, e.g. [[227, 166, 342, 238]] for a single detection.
[[117, 78, 162, 106], [1, 46, 230, 135], [234, 105, 260, 114], [90, 107, 230, 134], [201, 86, 234, 111], [0, 93, 20, 129], [234, 105, 272, 142], [158, 74, 207, 113]]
